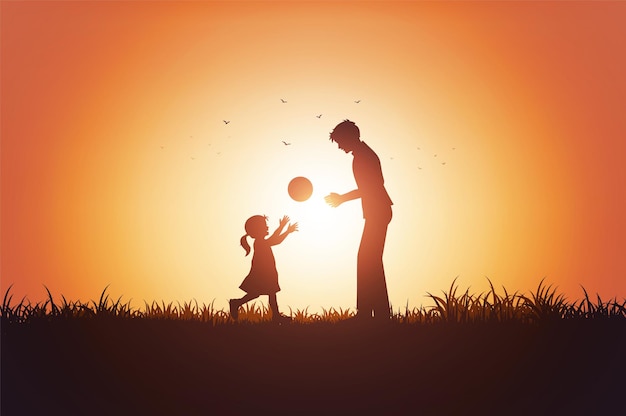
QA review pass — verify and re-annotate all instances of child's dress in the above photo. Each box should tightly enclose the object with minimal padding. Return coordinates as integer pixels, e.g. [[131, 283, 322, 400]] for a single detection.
[[239, 238, 280, 295]]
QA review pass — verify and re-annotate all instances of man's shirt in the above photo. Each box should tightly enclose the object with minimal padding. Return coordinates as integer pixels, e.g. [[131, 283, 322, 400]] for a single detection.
[[352, 141, 393, 219]]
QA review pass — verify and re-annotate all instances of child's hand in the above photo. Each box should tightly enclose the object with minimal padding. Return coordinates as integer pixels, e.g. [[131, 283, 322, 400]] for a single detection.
[[279, 215, 290, 227], [287, 222, 299, 233]]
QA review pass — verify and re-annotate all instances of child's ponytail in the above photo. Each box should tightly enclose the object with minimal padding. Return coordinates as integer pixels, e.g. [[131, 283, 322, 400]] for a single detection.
[[240, 234, 251, 256], [241, 215, 266, 256]]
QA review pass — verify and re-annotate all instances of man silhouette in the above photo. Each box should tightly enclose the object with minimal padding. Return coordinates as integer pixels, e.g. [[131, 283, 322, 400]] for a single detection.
[[325, 120, 393, 320]]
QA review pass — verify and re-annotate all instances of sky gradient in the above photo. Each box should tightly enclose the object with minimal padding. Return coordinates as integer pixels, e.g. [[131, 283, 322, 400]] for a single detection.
[[2, 1, 625, 312]]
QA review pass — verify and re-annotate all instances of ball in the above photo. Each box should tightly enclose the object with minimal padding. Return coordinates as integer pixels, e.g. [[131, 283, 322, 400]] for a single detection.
[[288, 176, 313, 202]]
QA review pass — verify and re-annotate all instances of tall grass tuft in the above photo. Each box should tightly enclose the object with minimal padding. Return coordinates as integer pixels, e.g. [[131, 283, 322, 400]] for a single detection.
[[568, 286, 626, 319], [237, 302, 272, 323], [1, 284, 27, 324], [520, 278, 569, 322], [141, 298, 230, 324], [426, 277, 478, 323]]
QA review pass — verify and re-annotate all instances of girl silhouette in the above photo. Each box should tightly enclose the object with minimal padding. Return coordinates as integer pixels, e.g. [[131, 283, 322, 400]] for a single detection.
[[230, 214, 298, 323]]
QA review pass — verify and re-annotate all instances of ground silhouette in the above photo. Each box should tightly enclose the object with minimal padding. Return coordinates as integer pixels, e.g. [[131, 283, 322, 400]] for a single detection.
[[3, 319, 625, 415]]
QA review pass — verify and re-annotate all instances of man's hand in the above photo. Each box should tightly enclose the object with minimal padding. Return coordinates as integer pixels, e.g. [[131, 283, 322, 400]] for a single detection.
[[324, 192, 343, 208]]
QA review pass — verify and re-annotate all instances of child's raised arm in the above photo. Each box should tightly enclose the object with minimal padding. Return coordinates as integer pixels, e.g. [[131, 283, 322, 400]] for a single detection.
[[267, 216, 297, 246], [287, 222, 298, 234]]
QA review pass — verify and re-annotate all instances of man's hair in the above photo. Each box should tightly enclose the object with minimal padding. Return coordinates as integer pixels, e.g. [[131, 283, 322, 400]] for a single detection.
[[329, 119, 360, 143]]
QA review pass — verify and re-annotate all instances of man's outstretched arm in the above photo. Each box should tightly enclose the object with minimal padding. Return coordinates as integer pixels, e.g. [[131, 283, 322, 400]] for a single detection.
[[325, 189, 361, 207]]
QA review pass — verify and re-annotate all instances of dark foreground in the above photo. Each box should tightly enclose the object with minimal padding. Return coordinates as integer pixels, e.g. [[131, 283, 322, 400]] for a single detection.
[[3, 319, 625, 415]]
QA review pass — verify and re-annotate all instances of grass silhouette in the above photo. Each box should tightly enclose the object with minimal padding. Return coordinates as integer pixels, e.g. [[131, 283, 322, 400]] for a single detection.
[[2, 278, 624, 325], [2, 279, 625, 415]]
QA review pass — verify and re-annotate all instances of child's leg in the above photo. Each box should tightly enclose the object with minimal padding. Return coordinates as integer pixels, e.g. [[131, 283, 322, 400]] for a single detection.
[[230, 293, 259, 320], [268, 293, 291, 323], [238, 293, 259, 305], [268, 293, 279, 316]]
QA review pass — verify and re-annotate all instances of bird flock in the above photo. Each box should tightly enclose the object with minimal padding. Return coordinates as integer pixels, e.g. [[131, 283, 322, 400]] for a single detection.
[[414, 146, 456, 170], [161, 98, 456, 171], [219, 98, 362, 149]]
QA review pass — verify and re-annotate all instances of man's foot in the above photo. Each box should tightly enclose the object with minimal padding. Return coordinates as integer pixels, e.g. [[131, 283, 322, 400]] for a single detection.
[[229, 299, 239, 320], [373, 312, 391, 322], [272, 313, 292, 324], [355, 312, 372, 319], [343, 311, 391, 324]]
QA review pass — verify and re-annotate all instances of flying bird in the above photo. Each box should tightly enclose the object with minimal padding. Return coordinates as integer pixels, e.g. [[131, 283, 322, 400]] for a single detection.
[[316, 114, 322, 118], [280, 99, 287, 103], [354, 100, 361, 103], [223, 120, 230, 124], [442, 162, 446, 165], [282, 141, 292, 146]]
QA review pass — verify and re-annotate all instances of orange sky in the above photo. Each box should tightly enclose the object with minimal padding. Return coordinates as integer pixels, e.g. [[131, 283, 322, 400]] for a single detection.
[[2, 1, 625, 312]]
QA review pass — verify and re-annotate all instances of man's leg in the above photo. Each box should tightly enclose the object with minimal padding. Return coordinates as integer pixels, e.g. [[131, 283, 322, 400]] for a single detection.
[[357, 210, 391, 319], [370, 220, 390, 319]]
